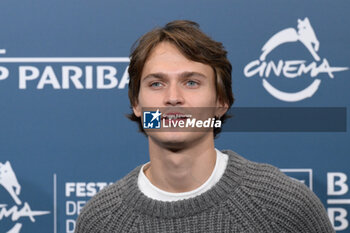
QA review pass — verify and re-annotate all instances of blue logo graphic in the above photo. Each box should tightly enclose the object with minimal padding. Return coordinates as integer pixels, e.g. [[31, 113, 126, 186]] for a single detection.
[[143, 109, 161, 129]]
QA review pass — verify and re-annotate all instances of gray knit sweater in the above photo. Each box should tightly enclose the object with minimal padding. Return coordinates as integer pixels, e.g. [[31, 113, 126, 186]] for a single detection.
[[75, 150, 335, 233]]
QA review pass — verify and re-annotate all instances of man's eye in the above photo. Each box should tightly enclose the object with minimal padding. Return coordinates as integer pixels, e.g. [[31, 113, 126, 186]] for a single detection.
[[150, 82, 163, 87], [186, 80, 199, 87]]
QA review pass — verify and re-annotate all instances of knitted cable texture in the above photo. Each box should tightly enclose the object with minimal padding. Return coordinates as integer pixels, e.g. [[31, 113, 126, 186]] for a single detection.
[[75, 150, 335, 233]]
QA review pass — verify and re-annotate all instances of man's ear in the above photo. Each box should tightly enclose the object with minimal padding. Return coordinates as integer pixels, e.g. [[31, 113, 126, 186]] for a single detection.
[[215, 100, 229, 118], [133, 102, 142, 117]]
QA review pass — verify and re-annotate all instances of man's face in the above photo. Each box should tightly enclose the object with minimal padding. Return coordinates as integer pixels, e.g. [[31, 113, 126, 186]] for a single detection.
[[133, 42, 225, 149]]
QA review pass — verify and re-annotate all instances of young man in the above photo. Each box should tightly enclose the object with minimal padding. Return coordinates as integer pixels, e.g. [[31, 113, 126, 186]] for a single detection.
[[75, 20, 334, 233]]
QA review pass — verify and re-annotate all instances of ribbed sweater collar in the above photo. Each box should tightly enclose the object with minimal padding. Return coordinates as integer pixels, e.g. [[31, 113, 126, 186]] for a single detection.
[[118, 150, 248, 219]]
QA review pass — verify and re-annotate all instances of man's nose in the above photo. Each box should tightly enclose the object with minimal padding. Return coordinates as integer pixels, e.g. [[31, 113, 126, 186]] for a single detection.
[[164, 83, 184, 106]]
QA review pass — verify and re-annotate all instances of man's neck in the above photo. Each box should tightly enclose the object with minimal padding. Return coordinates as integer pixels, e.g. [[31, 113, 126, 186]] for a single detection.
[[145, 134, 217, 193]]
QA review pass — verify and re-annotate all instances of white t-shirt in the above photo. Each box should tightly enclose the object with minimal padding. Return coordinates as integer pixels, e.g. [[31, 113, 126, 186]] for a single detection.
[[137, 149, 228, 202]]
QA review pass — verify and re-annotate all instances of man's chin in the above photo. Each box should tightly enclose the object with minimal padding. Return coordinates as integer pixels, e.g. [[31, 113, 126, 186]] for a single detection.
[[148, 131, 205, 150]]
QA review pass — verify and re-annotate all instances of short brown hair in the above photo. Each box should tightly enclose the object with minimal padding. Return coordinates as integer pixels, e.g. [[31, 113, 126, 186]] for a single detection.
[[127, 20, 234, 138]]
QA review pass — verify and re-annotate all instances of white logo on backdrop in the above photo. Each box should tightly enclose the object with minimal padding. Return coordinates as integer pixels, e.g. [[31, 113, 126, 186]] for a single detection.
[[0, 49, 130, 90], [244, 17, 348, 102], [0, 161, 50, 233], [281, 168, 313, 190]]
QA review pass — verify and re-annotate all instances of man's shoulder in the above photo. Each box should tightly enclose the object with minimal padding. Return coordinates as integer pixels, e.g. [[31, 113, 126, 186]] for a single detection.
[[224, 149, 316, 203], [223, 149, 306, 192], [84, 165, 141, 209], [74, 165, 142, 233], [222, 150, 334, 232]]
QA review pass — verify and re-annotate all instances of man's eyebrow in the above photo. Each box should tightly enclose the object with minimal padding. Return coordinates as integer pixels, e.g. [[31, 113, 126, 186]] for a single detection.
[[179, 71, 207, 79], [142, 72, 207, 82], [142, 73, 166, 82]]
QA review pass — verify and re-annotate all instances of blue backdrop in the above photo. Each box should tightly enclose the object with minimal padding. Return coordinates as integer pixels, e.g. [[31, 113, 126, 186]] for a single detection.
[[0, 0, 349, 232]]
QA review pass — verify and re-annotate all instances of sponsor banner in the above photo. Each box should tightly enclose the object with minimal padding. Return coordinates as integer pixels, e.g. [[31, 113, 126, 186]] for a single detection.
[[0, 162, 51, 233], [243, 17, 348, 102], [0, 51, 130, 90], [0, 1, 349, 232], [327, 172, 350, 231]]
